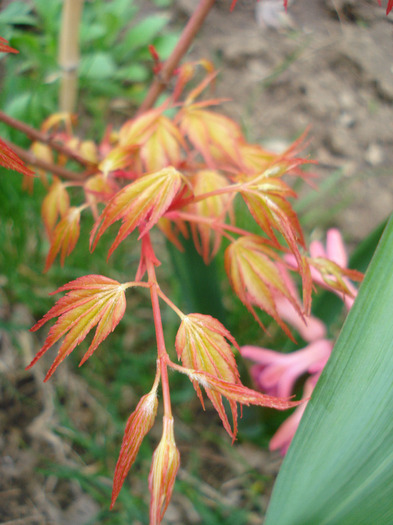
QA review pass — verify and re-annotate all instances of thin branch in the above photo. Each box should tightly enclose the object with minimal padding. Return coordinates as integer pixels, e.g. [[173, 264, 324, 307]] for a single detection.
[[0, 110, 95, 168], [4, 139, 88, 181], [137, 0, 216, 114]]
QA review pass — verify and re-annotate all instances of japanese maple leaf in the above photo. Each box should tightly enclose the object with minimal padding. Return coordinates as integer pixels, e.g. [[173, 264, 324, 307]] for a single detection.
[[90, 167, 184, 258], [179, 106, 244, 168], [378, 0, 393, 14], [0, 137, 34, 176], [0, 36, 18, 54], [225, 235, 302, 337], [44, 206, 82, 272], [238, 171, 312, 311], [176, 313, 241, 440], [41, 177, 70, 238], [27, 275, 129, 381], [187, 169, 232, 263]]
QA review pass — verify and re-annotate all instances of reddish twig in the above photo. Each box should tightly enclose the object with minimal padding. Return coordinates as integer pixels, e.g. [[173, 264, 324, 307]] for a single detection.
[[5, 139, 89, 181], [137, 0, 216, 114], [0, 110, 95, 168]]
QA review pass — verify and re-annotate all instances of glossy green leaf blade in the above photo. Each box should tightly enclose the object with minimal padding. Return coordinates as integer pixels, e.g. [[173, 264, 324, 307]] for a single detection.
[[265, 215, 393, 525]]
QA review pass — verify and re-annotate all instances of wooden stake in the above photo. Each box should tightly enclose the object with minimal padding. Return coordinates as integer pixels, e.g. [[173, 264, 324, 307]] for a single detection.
[[58, 0, 84, 113]]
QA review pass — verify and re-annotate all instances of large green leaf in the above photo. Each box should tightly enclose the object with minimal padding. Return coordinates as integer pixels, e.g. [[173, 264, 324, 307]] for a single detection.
[[265, 214, 393, 525]]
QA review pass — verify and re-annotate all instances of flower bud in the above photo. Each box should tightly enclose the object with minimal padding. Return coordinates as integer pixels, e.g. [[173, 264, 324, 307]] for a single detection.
[[149, 416, 180, 525]]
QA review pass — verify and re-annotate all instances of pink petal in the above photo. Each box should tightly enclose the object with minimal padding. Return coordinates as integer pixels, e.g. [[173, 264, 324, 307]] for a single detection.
[[276, 296, 327, 342], [309, 239, 326, 259], [270, 373, 319, 455], [326, 228, 348, 267]]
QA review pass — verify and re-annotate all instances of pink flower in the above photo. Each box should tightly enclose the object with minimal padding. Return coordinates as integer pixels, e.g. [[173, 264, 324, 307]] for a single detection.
[[240, 339, 333, 399], [286, 228, 361, 310], [275, 264, 326, 342], [269, 373, 319, 455]]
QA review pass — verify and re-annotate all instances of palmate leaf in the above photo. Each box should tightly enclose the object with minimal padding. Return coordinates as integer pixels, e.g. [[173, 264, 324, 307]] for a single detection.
[[90, 167, 184, 258], [41, 177, 70, 238], [265, 215, 393, 524], [239, 174, 312, 311], [225, 235, 302, 337], [28, 275, 129, 381], [44, 206, 81, 272], [0, 36, 18, 54], [0, 137, 34, 177], [188, 169, 232, 263], [176, 313, 241, 440]]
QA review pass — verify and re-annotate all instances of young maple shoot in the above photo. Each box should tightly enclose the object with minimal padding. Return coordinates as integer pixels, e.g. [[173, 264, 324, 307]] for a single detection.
[[0, 0, 377, 522], [22, 62, 360, 523]]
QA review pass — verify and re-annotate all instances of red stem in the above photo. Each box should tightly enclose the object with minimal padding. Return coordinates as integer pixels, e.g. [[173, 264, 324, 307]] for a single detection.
[[0, 110, 96, 168], [137, 0, 216, 114], [4, 138, 89, 181], [165, 209, 249, 239], [143, 234, 173, 418]]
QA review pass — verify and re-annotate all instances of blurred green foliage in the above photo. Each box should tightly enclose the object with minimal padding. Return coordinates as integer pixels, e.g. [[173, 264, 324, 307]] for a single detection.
[[0, 0, 179, 132]]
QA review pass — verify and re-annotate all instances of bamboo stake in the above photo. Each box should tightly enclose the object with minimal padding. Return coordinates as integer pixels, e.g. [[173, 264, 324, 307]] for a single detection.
[[58, 0, 84, 113]]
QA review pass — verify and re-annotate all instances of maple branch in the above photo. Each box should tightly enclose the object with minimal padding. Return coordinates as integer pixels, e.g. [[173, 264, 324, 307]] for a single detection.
[[4, 139, 88, 181], [144, 234, 173, 418], [0, 110, 95, 168], [137, 0, 216, 114]]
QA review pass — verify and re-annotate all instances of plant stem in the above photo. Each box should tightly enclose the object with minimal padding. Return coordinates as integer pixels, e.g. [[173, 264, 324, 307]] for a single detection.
[[138, 0, 216, 114], [144, 235, 173, 418], [0, 110, 94, 168], [59, 0, 84, 112], [3, 139, 88, 181], [166, 209, 249, 239]]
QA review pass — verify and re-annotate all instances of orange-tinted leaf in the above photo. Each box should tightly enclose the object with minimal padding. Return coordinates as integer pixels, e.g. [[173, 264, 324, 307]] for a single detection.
[[173, 59, 215, 101], [111, 386, 158, 509], [309, 256, 363, 298], [239, 143, 279, 176], [41, 177, 70, 238], [84, 173, 118, 219], [98, 144, 138, 176], [240, 174, 303, 251], [149, 415, 180, 525], [157, 216, 187, 252], [179, 107, 243, 167], [239, 173, 312, 309], [90, 167, 183, 258], [139, 116, 185, 173], [0, 37, 18, 54], [187, 170, 232, 263], [176, 313, 240, 439], [44, 206, 81, 272], [0, 137, 34, 176], [41, 112, 75, 136], [187, 369, 301, 410], [79, 140, 98, 164], [119, 109, 161, 146], [119, 110, 185, 174], [27, 275, 128, 380], [225, 236, 302, 336]]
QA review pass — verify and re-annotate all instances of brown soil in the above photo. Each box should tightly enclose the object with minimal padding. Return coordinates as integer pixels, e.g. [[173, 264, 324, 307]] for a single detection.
[[178, 0, 393, 242]]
